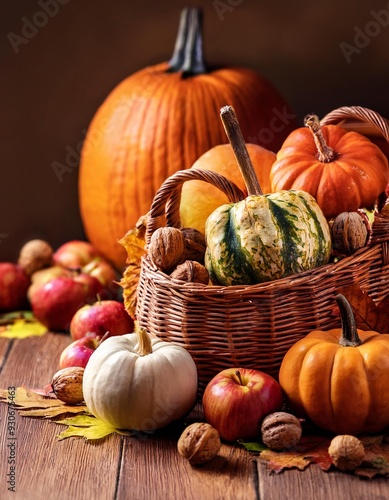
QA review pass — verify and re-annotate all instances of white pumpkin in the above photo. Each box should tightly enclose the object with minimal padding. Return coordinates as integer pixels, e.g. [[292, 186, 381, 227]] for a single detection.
[[82, 328, 198, 431]]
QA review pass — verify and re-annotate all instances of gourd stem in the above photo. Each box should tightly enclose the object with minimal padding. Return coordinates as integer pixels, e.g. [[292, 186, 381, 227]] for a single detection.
[[304, 114, 338, 163], [137, 327, 153, 356], [167, 7, 207, 76], [336, 294, 363, 347], [220, 105, 263, 196]]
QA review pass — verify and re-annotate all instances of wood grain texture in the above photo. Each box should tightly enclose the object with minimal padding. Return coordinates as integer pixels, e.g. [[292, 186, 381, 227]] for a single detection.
[[257, 460, 389, 500], [0, 332, 120, 500]]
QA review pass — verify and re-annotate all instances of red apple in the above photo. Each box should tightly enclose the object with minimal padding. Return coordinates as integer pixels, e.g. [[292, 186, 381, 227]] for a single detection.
[[202, 368, 284, 442], [70, 300, 134, 340], [29, 274, 103, 331], [0, 263, 30, 312], [59, 334, 101, 369], [53, 240, 119, 297], [53, 240, 101, 268]]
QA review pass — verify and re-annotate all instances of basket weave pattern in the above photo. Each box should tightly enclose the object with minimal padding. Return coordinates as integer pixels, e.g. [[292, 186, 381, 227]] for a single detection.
[[136, 106, 389, 394]]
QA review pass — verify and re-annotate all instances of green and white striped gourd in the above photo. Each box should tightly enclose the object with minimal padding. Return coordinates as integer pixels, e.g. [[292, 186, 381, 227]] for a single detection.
[[205, 189, 331, 286]]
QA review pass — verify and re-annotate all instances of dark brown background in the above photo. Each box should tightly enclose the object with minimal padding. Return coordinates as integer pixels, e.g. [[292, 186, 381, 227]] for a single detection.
[[1, 0, 389, 262]]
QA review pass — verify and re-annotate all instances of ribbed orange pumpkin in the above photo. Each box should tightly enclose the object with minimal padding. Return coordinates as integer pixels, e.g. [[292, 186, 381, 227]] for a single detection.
[[279, 294, 389, 435], [78, 8, 296, 270], [270, 114, 389, 220]]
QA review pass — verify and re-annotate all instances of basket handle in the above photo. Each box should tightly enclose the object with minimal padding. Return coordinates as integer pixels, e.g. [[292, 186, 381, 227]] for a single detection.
[[320, 106, 389, 140], [146, 168, 246, 244]]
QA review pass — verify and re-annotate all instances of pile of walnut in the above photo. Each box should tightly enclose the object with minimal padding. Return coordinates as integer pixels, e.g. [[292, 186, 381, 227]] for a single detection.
[[177, 412, 366, 473], [147, 227, 209, 284]]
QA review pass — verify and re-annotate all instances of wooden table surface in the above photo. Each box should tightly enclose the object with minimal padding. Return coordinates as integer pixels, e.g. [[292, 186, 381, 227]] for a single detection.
[[0, 332, 388, 500]]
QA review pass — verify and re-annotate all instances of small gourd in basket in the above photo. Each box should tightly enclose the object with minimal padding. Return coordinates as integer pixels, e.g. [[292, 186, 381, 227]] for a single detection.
[[205, 106, 332, 286]]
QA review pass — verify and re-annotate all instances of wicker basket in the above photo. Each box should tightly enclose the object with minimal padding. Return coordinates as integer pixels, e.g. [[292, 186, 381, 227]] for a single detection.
[[136, 106, 389, 394]]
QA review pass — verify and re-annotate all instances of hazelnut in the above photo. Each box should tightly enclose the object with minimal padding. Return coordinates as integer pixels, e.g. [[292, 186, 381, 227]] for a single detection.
[[177, 422, 221, 465], [18, 239, 54, 275], [170, 260, 209, 284], [261, 412, 302, 451], [181, 227, 206, 263], [51, 367, 85, 405], [148, 227, 185, 273], [328, 435, 365, 471]]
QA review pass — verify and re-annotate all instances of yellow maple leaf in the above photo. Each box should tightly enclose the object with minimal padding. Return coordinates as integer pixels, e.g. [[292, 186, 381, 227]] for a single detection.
[[0, 311, 47, 339], [0, 386, 88, 418], [55, 414, 133, 441], [118, 215, 148, 319]]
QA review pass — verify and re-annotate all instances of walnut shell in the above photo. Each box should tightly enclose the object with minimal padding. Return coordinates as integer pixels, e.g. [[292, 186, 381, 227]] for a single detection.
[[18, 239, 54, 275], [177, 422, 221, 465], [170, 260, 209, 284], [261, 412, 302, 450], [330, 212, 368, 256], [52, 367, 85, 405], [181, 227, 206, 264], [148, 227, 185, 273], [328, 435, 365, 471]]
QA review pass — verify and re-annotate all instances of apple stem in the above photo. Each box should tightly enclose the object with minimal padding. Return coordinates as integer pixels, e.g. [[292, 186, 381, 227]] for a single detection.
[[99, 331, 110, 344], [235, 370, 244, 386], [137, 327, 153, 356], [96, 294, 102, 305]]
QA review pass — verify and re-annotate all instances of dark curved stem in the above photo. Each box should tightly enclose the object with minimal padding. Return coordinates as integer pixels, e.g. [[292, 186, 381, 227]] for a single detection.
[[167, 7, 207, 76], [336, 294, 362, 347]]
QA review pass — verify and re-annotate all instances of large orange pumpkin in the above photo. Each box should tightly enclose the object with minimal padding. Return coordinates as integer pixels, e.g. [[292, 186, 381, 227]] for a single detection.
[[270, 114, 389, 219], [79, 8, 296, 270]]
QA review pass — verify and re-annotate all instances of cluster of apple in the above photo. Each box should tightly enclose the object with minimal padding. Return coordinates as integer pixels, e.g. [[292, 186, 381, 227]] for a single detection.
[[0, 238, 132, 329]]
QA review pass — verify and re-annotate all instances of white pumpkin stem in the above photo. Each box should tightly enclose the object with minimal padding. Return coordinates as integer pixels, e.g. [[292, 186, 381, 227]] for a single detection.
[[220, 105, 263, 196], [304, 114, 338, 163], [137, 327, 153, 356]]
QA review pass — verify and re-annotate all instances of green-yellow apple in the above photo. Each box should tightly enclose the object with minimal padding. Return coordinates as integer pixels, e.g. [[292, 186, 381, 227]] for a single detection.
[[202, 367, 283, 442], [180, 143, 276, 234]]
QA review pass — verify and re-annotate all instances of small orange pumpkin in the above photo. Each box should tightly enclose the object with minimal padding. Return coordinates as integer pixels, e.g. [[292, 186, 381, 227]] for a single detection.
[[279, 294, 389, 435], [79, 8, 296, 270], [270, 114, 389, 219]]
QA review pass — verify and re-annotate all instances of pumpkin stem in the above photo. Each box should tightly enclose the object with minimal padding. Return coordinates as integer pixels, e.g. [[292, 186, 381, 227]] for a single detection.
[[336, 294, 363, 347], [136, 327, 153, 356], [167, 7, 207, 76], [304, 114, 338, 163], [220, 105, 263, 196]]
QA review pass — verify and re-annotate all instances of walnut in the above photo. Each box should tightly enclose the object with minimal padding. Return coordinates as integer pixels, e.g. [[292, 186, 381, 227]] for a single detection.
[[181, 227, 206, 264], [148, 227, 185, 273], [328, 435, 365, 471], [51, 367, 85, 405], [177, 422, 221, 465], [18, 239, 54, 275], [261, 412, 302, 450], [170, 260, 209, 284], [330, 211, 369, 256]]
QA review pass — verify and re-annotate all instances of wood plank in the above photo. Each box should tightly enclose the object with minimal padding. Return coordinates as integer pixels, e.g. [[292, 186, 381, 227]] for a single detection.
[[0, 332, 121, 500], [257, 460, 389, 500], [117, 405, 258, 500], [0, 338, 12, 372]]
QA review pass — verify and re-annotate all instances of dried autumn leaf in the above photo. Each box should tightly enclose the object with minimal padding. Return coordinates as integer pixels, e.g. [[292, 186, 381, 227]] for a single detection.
[[333, 284, 389, 333], [259, 435, 332, 473], [118, 215, 148, 319], [0, 386, 88, 418], [0, 311, 47, 338], [55, 414, 133, 441]]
